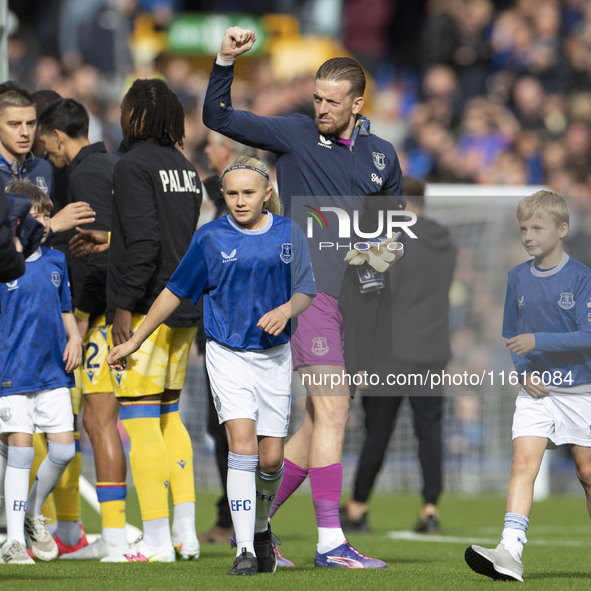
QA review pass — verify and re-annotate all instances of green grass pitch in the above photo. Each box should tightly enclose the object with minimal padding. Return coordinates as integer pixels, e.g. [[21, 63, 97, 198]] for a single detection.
[[2, 491, 591, 590]]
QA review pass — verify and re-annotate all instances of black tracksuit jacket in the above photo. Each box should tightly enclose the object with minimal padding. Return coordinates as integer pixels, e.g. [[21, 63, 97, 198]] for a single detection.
[[106, 137, 202, 327]]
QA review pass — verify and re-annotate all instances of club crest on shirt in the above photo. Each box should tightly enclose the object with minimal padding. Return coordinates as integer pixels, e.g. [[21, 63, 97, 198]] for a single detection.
[[311, 336, 329, 356], [35, 177, 48, 193], [51, 271, 60, 287], [372, 151, 386, 170], [558, 292, 575, 310], [280, 243, 293, 264], [0, 407, 11, 422]]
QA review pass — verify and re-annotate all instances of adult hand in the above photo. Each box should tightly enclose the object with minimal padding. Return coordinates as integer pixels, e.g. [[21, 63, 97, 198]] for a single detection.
[[219, 27, 256, 63], [112, 308, 132, 347], [51, 202, 95, 233], [69, 227, 109, 257]]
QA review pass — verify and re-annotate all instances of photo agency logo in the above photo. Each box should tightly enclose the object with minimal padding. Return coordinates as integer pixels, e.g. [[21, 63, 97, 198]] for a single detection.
[[302, 203, 418, 252]]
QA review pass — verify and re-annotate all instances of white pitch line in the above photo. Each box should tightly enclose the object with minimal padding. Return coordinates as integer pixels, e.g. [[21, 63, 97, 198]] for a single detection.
[[387, 530, 591, 548]]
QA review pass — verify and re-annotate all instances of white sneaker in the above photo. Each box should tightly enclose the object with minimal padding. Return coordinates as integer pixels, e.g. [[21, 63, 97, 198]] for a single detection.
[[100, 539, 175, 563], [1, 539, 35, 564], [173, 536, 200, 560], [24, 515, 58, 561], [465, 544, 524, 582], [60, 537, 129, 560]]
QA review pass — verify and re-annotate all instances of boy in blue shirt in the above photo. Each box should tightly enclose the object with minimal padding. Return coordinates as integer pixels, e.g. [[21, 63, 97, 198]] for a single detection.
[[465, 191, 591, 581], [0, 182, 81, 564]]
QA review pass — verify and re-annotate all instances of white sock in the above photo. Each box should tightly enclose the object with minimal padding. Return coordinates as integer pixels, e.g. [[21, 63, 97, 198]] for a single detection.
[[26, 441, 74, 517], [102, 527, 127, 545], [143, 517, 172, 549], [172, 501, 196, 542], [317, 527, 346, 554], [57, 520, 81, 546], [501, 528, 527, 560], [255, 464, 284, 533], [501, 512, 528, 560], [0, 440, 8, 509], [5, 446, 34, 545], [228, 452, 258, 556]]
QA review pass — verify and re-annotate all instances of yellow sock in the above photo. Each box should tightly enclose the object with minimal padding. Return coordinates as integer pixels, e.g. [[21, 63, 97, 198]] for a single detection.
[[96, 482, 127, 529], [160, 401, 195, 505], [31, 433, 56, 524], [120, 402, 170, 521], [53, 432, 82, 522]]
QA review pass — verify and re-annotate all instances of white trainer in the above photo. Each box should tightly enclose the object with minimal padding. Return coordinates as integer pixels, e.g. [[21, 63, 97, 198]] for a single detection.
[[24, 515, 58, 561], [100, 539, 175, 563], [465, 544, 524, 582], [1, 539, 35, 564], [173, 536, 200, 560], [60, 537, 130, 560]]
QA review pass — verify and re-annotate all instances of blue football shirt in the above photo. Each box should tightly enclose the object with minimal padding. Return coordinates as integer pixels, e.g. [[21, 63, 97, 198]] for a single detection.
[[168, 212, 316, 350], [502, 253, 591, 387], [0, 247, 75, 395]]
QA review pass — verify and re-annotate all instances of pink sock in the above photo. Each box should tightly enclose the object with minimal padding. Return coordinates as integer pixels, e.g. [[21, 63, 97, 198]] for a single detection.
[[269, 459, 308, 519], [309, 463, 342, 529]]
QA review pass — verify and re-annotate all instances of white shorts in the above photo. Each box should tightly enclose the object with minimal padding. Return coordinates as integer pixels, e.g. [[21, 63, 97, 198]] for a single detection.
[[206, 340, 292, 437], [512, 388, 591, 446], [0, 388, 74, 435]]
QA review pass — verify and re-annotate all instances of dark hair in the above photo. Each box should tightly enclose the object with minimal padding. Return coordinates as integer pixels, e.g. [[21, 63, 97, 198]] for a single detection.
[[31, 89, 62, 118], [0, 82, 34, 115], [38, 98, 89, 139], [6, 179, 53, 213], [402, 177, 426, 209], [315, 57, 366, 98], [123, 78, 185, 147]]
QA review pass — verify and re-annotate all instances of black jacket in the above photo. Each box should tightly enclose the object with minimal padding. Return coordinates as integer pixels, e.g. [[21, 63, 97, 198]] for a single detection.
[[381, 215, 457, 364], [106, 137, 202, 326], [66, 142, 117, 322], [0, 186, 24, 282]]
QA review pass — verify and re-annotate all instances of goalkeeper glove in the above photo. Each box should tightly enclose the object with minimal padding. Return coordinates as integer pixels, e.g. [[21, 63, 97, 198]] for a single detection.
[[344, 233, 404, 273]]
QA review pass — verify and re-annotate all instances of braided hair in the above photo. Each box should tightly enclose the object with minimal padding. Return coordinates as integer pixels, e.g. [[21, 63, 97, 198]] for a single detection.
[[122, 78, 185, 147]]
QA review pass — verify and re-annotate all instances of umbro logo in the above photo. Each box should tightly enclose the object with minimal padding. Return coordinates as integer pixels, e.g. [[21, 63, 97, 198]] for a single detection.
[[221, 249, 237, 263]]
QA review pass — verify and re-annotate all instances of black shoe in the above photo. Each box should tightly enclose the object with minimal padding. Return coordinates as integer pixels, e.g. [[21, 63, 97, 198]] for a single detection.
[[229, 547, 258, 575], [254, 527, 277, 573], [414, 514, 440, 535], [339, 506, 370, 533]]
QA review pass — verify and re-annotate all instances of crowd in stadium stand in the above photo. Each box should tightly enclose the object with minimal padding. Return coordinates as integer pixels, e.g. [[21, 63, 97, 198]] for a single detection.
[[6, 0, 591, 198]]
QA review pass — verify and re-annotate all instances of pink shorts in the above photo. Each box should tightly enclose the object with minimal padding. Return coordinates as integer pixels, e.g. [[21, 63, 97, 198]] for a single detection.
[[291, 291, 345, 369]]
